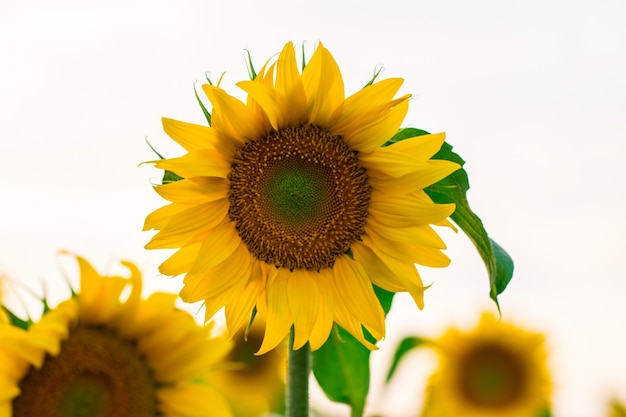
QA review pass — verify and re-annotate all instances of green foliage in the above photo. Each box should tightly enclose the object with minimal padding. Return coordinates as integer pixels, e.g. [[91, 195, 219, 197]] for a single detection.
[[312, 286, 393, 417], [312, 325, 370, 417], [385, 336, 429, 382], [386, 128, 515, 308]]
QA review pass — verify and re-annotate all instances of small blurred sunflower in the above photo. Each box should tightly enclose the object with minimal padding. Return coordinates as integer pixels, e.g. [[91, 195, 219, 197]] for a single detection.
[[609, 399, 626, 417], [144, 41, 460, 353], [0, 254, 233, 417], [214, 320, 286, 417], [421, 313, 551, 417]]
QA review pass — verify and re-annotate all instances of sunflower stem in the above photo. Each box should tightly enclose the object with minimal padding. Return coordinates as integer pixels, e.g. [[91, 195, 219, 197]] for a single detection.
[[287, 328, 310, 417]]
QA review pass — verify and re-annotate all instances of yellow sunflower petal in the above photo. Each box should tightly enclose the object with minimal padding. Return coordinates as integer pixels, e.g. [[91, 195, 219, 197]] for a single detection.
[[257, 268, 293, 355], [143, 203, 188, 231], [307, 272, 335, 350], [366, 218, 447, 249], [340, 98, 409, 153], [146, 201, 229, 250], [331, 78, 405, 129], [158, 239, 203, 276], [351, 241, 406, 292], [154, 177, 229, 204], [359, 146, 439, 178], [203, 85, 265, 144], [301, 42, 344, 126], [153, 149, 231, 179], [331, 289, 377, 351], [332, 256, 385, 340], [186, 222, 241, 274], [275, 41, 307, 125], [162, 117, 222, 153], [287, 270, 321, 350], [386, 131, 447, 160], [181, 243, 251, 303], [224, 277, 264, 337], [368, 190, 456, 227], [365, 226, 451, 268], [361, 235, 427, 308], [368, 159, 461, 193], [237, 80, 284, 130]]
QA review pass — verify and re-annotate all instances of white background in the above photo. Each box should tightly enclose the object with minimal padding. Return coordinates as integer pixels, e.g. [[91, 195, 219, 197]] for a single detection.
[[1, 1, 625, 416]]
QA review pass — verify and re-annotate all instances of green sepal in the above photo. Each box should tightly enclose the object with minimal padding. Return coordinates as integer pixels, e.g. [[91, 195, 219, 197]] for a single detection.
[[194, 82, 211, 126], [144, 138, 184, 184], [162, 170, 184, 184], [385, 336, 430, 382], [385, 128, 515, 308], [3, 307, 32, 330], [363, 65, 384, 88], [244, 49, 257, 80], [312, 286, 393, 417]]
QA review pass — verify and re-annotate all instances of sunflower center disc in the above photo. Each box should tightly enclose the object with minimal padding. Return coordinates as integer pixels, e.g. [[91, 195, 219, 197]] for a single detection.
[[457, 343, 527, 407], [13, 326, 156, 417], [229, 124, 371, 270]]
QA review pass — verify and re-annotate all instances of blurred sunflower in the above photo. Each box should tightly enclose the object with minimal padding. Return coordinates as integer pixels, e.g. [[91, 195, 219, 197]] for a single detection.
[[0, 254, 233, 417], [144, 41, 460, 353], [214, 320, 286, 416], [609, 399, 626, 417], [421, 313, 551, 417]]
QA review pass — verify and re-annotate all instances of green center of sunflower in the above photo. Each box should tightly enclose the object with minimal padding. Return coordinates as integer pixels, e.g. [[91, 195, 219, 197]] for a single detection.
[[263, 162, 328, 227], [13, 326, 156, 417], [229, 124, 371, 271], [456, 342, 527, 407]]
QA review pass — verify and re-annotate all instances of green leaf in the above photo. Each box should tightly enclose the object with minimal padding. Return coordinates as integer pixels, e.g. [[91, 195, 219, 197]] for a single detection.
[[386, 128, 515, 307], [385, 336, 429, 382], [312, 325, 370, 417], [312, 286, 393, 417]]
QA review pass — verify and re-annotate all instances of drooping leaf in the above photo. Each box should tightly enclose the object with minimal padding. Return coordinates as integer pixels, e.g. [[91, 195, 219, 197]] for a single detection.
[[385, 336, 429, 382], [312, 286, 394, 417], [386, 128, 515, 307]]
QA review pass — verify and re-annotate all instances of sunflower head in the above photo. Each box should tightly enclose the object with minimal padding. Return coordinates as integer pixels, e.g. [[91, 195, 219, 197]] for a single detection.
[[145, 41, 460, 354], [422, 313, 552, 417], [0, 254, 233, 417]]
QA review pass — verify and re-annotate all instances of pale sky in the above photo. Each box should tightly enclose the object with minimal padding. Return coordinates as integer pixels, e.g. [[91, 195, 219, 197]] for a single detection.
[[1, 1, 625, 416]]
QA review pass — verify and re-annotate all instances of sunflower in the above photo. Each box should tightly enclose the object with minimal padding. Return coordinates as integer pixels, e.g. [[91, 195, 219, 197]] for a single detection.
[[0, 254, 233, 417], [421, 313, 551, 417], [144, 41, 460, 354], [214, 319, 286, 417], [609, 399, 626, 417]]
